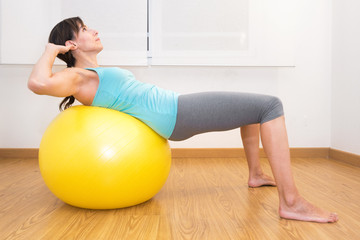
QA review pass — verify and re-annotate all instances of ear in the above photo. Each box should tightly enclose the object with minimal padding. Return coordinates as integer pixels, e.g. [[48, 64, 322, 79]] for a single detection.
[[65, 40, 78, 50]]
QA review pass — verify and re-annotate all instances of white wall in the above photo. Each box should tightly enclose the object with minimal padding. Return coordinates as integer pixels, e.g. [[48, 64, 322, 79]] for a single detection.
[[331, 0, 360, 155], [0, 0, 335, 151]]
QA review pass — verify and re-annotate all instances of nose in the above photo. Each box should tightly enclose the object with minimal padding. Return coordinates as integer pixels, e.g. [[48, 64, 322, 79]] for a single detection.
[[91, 28, 98, 36]]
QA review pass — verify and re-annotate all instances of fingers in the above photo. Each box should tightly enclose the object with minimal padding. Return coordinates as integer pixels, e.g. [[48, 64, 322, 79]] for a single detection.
[[59, 44, 76, 54], [67, 44, 77, 51], [46, 42, 78, 55]]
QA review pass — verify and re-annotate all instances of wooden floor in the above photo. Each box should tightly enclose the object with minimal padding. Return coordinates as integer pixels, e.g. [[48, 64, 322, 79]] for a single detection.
[[1, 156, 360, 240]]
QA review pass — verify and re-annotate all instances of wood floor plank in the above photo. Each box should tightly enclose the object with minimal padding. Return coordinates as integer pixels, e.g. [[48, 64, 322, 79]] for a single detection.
[[1, 157, 360, 239]]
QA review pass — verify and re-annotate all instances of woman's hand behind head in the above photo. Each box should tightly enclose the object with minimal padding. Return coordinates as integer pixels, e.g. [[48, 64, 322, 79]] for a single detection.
[[46, 43, 76, 55]]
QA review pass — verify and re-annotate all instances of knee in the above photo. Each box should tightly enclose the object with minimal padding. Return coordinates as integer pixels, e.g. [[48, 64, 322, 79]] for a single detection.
[[261, 96, 284, 123], [270, 96, 284, 112]]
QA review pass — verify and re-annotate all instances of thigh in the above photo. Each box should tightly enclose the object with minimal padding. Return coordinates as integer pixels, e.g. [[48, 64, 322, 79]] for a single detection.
[[169, 92, 277, 141]]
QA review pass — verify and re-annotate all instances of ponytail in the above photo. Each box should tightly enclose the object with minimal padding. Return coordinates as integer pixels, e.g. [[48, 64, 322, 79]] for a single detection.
[[48, 17, 84, 111], [59, 96, 76, 111]]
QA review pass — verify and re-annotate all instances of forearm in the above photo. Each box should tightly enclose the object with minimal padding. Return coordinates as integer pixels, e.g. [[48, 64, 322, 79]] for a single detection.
[[28, 45, 59, 93]]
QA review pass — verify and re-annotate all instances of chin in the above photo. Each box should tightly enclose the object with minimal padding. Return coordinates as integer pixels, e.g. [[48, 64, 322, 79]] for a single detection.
[[96, 44, 104, 53]]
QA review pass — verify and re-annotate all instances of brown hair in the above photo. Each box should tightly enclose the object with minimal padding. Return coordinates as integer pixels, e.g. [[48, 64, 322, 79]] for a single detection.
[[48, 17, 84, 111]]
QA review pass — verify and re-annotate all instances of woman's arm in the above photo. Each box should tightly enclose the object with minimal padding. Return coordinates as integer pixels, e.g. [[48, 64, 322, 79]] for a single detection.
[[28, 43, 81, 97]]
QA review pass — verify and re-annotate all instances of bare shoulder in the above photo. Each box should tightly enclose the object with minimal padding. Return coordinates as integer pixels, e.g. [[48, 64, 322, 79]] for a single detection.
[[61, 67, 90, 76], [56, 67, 97, 83]]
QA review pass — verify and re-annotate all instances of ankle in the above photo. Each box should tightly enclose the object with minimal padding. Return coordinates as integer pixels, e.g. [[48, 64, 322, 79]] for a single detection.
[[249, 169, 264, 178], [280, 191, 301, 207]]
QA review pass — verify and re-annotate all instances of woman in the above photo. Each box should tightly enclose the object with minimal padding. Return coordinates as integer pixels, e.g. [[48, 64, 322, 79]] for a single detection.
[[28, 17, 338, 223]]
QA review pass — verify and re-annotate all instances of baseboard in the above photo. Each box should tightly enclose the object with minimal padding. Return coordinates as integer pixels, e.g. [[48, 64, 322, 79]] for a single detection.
[[171, 148, 246, 158], [0, 147, 329, 159], [1, 148, 358, 167], [0, 148, 39, 159], [171, 148, 330, 158], [329, 148, 360, 167]]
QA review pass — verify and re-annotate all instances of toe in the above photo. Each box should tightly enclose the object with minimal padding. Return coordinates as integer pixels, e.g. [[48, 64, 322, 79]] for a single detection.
[[328, 213, 338, 222]]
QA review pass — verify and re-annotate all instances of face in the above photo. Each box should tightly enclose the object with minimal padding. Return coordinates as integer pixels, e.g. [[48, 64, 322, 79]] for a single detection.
[[73, 24, 103, 54]]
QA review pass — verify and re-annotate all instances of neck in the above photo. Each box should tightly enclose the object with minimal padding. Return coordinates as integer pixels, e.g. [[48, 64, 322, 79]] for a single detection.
[[73, 52, 99, 68]]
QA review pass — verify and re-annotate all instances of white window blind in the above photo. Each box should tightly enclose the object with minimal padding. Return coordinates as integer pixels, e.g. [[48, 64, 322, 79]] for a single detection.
[[0, 0, 148, 65], [150, 0, 296, 66], [0, 0, 55, 64], [1, 0, 295, 66]]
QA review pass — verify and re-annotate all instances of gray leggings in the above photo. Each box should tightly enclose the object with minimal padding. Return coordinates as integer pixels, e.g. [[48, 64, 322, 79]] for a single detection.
[[169, 92, 284, 141]]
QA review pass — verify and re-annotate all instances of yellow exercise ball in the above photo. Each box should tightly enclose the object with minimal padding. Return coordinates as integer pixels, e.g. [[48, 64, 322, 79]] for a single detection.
[[39, 106, 171, 209]]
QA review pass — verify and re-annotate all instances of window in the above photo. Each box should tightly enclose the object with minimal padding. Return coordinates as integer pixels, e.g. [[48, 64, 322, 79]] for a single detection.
[[0, 0, 295, 66], [150, 0, 295, 66], [0, 0, 148, 66]]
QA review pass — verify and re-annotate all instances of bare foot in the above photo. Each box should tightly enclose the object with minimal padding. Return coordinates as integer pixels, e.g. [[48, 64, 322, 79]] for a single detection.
[[279, 196, 338, 223], [248, 173, 276, 188]]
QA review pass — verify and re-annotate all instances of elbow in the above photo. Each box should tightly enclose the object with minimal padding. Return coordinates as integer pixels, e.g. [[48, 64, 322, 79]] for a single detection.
[[28, 78, 45, 95]]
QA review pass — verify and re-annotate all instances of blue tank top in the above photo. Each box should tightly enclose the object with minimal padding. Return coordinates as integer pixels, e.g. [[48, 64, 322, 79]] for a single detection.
[[87, 67, 179, 139]]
